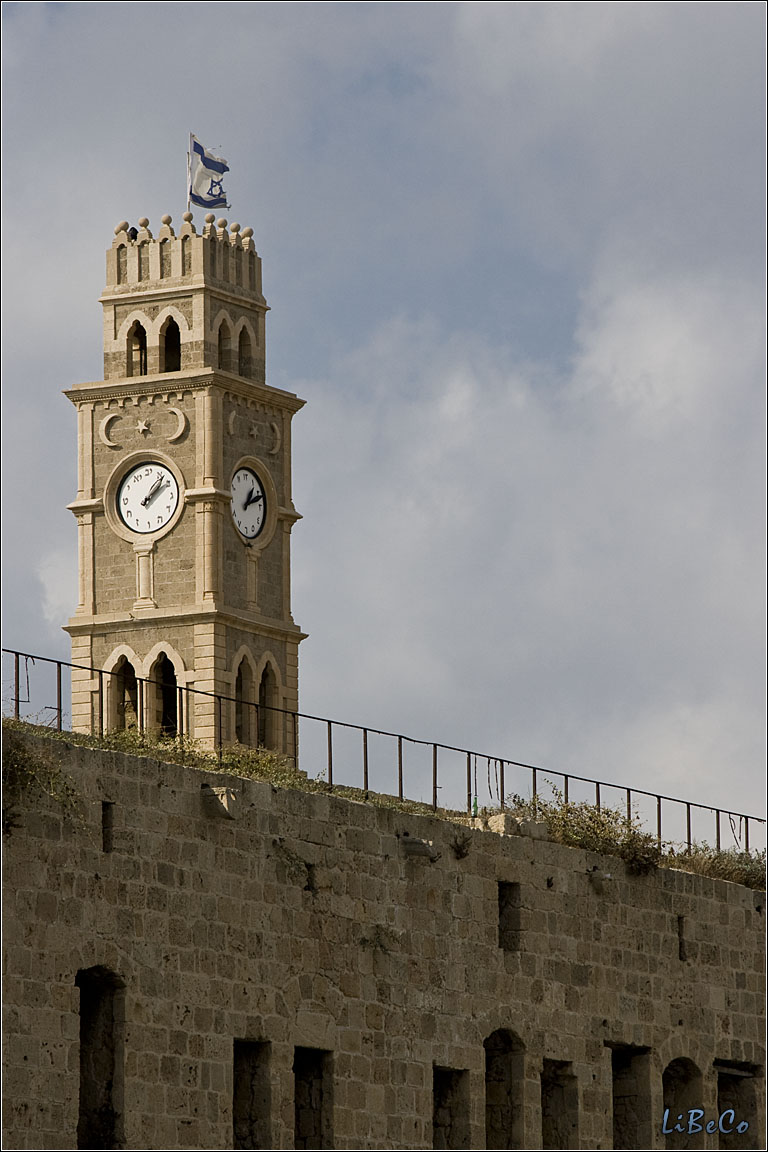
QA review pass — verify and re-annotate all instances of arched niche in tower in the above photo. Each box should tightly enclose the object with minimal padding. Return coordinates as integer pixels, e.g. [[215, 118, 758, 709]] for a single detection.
[[126, 321, 147, 377], [116, 244, 127, 285], [217, 318, 232, 373], [147, 651, 178, 737], [237, 324, 253, 379], [109, 655, 139, 732], [256, 657, 282, 751], [159, 238, 171, 279], [234, 653, 257, 746], [160, 316, 182, 373]]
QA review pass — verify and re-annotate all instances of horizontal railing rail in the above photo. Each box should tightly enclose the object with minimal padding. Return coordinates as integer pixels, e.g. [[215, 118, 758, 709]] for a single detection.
[[2, 646, 765, 855]]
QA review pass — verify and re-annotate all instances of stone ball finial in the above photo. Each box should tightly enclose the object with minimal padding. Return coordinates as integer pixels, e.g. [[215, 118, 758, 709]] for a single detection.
[[217, 218, 228, 230], [230, 222, 240, 233], [161, 214, 172, 225], [115, 221, 129, 235], [241, 227, 253, 239], [183, 211, 194, 223], [138, 217, 149, 228], [205, 213, 216, 224]]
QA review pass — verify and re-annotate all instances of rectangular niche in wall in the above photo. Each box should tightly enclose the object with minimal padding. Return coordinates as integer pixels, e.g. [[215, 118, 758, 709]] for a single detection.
[[498, 881, 521, 951], [75, 966, 125, 1151], [608, 1043, 652, 1150], [233, 1040, 271, 1150], [714, 1060, 761, 1151], [540, 1059, 579, 1150], [433, 1065, 470, 1150], [293, 1046, 333, 1151]]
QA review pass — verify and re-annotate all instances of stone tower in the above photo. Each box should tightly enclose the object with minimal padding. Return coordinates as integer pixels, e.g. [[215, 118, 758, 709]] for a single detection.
[[64, 212, 305, 755]]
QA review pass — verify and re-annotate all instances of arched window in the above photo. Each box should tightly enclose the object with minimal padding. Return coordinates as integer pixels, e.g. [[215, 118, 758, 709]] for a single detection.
[[238, 327, 252, 378], [110, 656, 138, 731], [149, 653, 177, 736], [138, 242, 149, 281], [159, 239, 171, 279], [181, 235, 191, 276], [116, 245, 127, 284], [161, 318, 181, 373], [258, 663, 278, 749], [127, 322, 147, 377], [235, 659, 255, 746], [662, 1059, 704, 1150], [485, 1030, 525, 1149], [218, 321, 232, 372]]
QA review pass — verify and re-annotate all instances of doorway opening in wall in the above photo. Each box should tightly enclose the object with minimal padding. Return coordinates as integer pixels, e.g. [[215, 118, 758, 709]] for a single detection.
[[662, 1058, 704, 1150], [233, 1039, 271, 1150], [293, 1047, 333, 1150], [148, 653, 177, 736], [75, 966, 125, 1150], [433, 1065, 470, 1150], [540, 1059, 579, 1150], [484, 1029, 524, 1149], [714, 1060, 761, 1151], [607, 1042, 652, 1150]]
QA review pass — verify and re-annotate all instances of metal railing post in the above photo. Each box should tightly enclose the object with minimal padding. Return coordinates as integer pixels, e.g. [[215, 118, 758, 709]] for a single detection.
[[362, 728, 369, 792], [327, 721, 333, 786], [626, 788, 631, 823], [686, 803, 692, 853], [716, 809, 721, 853], [138, 678, 145, 733], [745, 817, 750, 853], [13, 651, 20, 718], [177, 686, 183, 746], [499, 760, 505, 809], [397, 736, 403, 800], [595, 782, 601, 811], [293, 711, 299, 770], [56, 662, 63, 731], [564, 775, 570, 805], [432, 744, 438, 811], [466, 752, 472, 814], [656, 796, 662, 846], [98, 672, 104, 738], [217, 695, 223, 763]]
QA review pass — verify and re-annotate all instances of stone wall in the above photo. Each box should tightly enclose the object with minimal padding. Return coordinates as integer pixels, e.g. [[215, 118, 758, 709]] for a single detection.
[[2, 730, 764, 1150]]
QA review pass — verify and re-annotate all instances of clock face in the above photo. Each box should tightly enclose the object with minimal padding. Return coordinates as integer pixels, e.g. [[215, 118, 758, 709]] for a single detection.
[[231, 467, 267, 539], [117, 462, 179, 534]]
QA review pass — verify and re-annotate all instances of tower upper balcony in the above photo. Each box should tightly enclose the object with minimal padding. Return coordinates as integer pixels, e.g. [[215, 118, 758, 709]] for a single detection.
[[100, 213, 267, 385]]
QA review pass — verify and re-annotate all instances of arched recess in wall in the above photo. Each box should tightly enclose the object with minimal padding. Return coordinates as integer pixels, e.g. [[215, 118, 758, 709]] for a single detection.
[[116, 244, 127, 284], [217, 318, 232, 373], [107, 654, 139, 732], [159, 315, 182, 373], [159, 238, 171, 279], [662, 1059, 704, 1150], [237, 323, 253, 378], [126, 320, 147, 377], [232, 649, 258, 746], [256, 654, 282, 751], [484, 1029, 525, 1150], [137, 241, 149, 282]]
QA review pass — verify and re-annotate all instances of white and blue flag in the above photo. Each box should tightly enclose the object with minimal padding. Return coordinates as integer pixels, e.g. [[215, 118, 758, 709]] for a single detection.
[[188, 135, 230, 209]]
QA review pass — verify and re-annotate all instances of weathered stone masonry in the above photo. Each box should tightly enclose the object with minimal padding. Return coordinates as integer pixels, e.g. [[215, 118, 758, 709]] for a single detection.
[[2, 731, 765, 1150]]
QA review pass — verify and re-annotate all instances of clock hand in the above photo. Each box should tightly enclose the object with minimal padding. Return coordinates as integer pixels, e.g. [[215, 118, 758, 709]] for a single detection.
[[243, 490, 263, 511], [141, 476, 165, 506]]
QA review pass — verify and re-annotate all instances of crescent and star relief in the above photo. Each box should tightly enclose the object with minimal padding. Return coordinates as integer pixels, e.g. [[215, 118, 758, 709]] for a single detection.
[[98, 406, 188, 445]]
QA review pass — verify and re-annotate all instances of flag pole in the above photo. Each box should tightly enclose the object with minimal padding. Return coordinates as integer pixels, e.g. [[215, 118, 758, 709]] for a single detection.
[[186, 134, 192, 215]]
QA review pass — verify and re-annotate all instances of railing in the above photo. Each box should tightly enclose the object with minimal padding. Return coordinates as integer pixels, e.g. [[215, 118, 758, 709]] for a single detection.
[[2, 646, 765, 855]]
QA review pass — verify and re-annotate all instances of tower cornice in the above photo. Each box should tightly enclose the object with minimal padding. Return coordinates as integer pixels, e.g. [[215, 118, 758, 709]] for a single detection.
[[64, 368, 305, 412]]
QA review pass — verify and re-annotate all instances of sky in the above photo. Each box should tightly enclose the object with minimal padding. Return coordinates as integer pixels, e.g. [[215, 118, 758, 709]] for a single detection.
[[2, 2, 765, 839]]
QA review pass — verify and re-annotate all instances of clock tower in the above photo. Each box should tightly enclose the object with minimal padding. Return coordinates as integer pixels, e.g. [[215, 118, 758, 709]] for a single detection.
[[64, 212, 305, 755]]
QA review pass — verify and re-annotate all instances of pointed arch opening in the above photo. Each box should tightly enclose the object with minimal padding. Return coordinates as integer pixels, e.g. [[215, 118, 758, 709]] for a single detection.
[[75, 966, 125, 1150], [662, 1059, 704, 1149], [238, 327, 252, 378], [109, 656, 138, 732], [148, 652, 177, 736], [218, 320, 232, 372], [161, 317, 181, 372], [235, 657, 256, 746], [127, 321, 147, 377], [484, 1030, 525, 1149], [258, 662, 279, 750]]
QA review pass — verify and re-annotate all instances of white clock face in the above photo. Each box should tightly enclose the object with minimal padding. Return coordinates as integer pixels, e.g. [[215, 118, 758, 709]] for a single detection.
[[231, 467, 266, 539], [117, 462, 179, 534]]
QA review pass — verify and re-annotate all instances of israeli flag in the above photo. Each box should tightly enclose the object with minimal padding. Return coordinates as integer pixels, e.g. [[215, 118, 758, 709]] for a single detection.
[[189, 135, 230, 209]]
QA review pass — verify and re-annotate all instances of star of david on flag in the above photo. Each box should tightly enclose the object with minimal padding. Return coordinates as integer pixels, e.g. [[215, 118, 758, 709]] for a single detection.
[[188, 135, 230, 209]]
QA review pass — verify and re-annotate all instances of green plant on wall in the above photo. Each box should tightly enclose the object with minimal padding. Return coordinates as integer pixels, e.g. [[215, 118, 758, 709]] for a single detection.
[[2, 722, 82, 834]]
